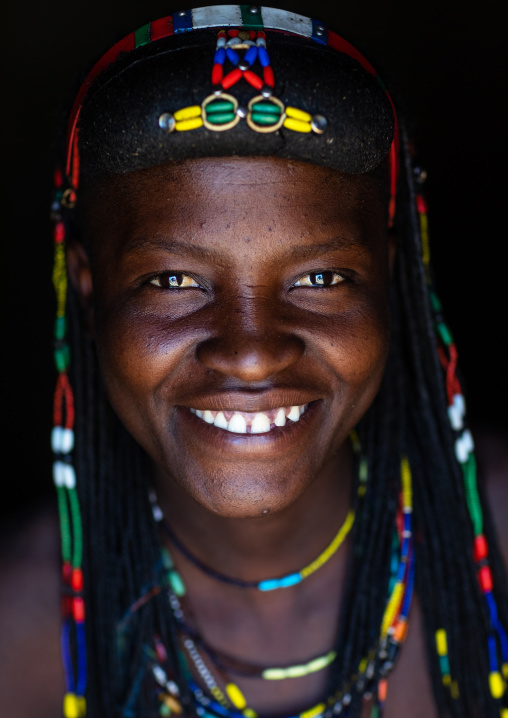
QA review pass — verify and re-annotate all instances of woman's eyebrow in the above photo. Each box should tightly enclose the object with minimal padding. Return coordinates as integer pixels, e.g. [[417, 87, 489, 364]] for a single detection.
[[121, 236, 221, 262]]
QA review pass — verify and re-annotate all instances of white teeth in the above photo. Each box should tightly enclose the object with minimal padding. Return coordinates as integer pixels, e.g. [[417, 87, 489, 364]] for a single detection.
[[191, 404, 308, 433], [287, 406, 301, 422], [214, 411, 229, 429], [274, 408, 286, 427], [251, 413, 271, 434], [228, 414, 247, 433]]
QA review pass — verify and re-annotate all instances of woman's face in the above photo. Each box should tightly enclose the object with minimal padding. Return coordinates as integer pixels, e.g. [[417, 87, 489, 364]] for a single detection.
[[78, 157, 392, 518]]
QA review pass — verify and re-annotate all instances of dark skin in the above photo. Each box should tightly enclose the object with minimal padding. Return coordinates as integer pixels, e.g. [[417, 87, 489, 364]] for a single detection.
[[12, 155, 508, 716]]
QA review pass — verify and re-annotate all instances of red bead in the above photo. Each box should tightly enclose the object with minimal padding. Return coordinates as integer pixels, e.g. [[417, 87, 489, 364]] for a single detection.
[[474, 534, 489, 563], [62, 561, 72, 583], [222, 68, 242, 89], [228, 29, 239, 37], [54, 167, 64, 188], [243, 70, 264, 90], [71, 568, 84, 592], [258, 31, 266, 39], [211, 63, 223, 85], [478, 565, 493, 593], [416, 195, 427, 214], [55, 221, 65, 244], [72, 597, 86, 622], [263, 66, 275, 87], [249, 30, 256, 39], [61, 596, 72, 618]]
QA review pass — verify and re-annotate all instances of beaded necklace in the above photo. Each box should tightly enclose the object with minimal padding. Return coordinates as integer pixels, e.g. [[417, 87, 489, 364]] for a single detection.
[[160, 509, 355, 592]]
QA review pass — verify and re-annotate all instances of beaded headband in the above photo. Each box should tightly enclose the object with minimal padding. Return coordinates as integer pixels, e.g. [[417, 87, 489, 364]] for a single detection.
[[62, 5, 399, 225]]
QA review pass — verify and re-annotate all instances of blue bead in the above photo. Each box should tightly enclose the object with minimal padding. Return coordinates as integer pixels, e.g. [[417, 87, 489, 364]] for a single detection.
[[403, 513, 411, 532], [401, 537, 410, 557], [488, 634, 498, 670], [258, 45, 270, 67], [244, 46, 258, 66], [226, 48, 239, 66], [258, 578, 280, 591], [280, 573, 301, 588], [214, 47, 226, 65]]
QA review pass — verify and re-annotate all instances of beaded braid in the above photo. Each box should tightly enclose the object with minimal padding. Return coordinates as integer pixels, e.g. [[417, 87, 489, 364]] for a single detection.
[[49, 7, 508, 718]]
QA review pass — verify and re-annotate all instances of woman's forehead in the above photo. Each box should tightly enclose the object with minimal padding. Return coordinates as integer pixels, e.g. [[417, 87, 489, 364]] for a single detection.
[[84, 157, 388, 256]]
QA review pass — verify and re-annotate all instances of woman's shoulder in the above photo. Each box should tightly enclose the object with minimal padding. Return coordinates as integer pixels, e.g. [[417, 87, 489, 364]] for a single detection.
[[0, 501, 64, 718]]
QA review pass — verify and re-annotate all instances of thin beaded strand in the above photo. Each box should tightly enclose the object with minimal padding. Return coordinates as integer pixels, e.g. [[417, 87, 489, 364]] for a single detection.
[[51, 169, 87, 718]]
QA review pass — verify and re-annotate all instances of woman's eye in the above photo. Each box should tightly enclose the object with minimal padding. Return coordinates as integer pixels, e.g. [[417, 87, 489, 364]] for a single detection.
[[293, 271, 345, 288], [149, 272, 201, 289]]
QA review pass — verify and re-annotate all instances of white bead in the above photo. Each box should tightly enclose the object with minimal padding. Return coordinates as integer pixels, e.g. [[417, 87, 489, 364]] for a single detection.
[[447, 403, 463, 431], [53, 461, 65, 487], [51, 426, 63, 453], [455, 436, 467, 464], [463, 428, 474, 453], [61, 428, 74, 453], [217, 36, 226, 47], [63, 464, 77, 489], [152, 504, 163, 522], [454, 393, 466, 418]]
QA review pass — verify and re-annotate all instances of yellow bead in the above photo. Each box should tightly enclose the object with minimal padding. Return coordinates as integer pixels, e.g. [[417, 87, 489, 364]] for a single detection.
[[489, 671, 505, 699], [163, 695, 183, 714], [262, 667, 286, 680], [300, 703, 325, 718], [174, 105, 202, 121], [283, 117, 312, 134], [77, 696, 87, 717], [450, 681, 460, 700], [243, 710, 257, 718], [285, 106, 312, 123], [501, 709, 508, 718], [286, 664, 308, 678], [175, 117, 203, 132], [442, 675, 451, 686], [435, 629, 448, 656], [63, 693, 80, 718], [226, 683, 247, 710], [503, 663, 508, 679]]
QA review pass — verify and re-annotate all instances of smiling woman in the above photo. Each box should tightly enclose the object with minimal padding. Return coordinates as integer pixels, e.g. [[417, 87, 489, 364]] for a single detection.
[[4, 5, 508, 718]]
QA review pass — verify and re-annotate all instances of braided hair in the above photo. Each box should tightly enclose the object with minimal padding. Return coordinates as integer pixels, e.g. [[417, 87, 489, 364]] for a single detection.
[[50, 7, 508, 718]]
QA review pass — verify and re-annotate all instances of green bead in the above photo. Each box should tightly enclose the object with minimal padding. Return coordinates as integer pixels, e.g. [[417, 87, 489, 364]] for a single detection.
[[169, 570, 186, 596], [160, 704, 171, 716], [206, 101, 235, 114], [206, 112, 236, 125], [251, 113, 279, 126], [251, 101, 281, 115], [437, 322, 453, 346], [135, 23, 150, 48], [161, 548, 174, 570], [430, 291, 442, 313], [54, 316, 66, 341], [54, 344, 70, 372]]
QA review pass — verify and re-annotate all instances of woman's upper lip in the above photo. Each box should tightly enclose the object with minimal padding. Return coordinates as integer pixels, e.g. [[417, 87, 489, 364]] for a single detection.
[[178, 392, 320, 413]]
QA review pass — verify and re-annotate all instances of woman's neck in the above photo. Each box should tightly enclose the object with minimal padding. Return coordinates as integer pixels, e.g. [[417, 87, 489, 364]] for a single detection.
[[153, 440, 353, 583]]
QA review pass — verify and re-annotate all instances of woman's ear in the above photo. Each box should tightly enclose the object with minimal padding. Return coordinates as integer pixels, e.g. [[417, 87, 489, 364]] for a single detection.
[[388, 228, 397, 277], [67, 239, 95, 337]]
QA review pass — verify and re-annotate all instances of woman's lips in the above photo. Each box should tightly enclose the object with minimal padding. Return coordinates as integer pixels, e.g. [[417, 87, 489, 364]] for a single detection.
[[189, 404, 307, 434]]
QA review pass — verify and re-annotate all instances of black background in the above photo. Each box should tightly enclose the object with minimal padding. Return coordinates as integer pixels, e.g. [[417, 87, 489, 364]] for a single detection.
[[2, 1, 507, 519]]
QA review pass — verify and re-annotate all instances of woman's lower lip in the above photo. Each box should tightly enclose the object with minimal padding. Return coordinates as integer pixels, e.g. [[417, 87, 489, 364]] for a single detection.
[[174, 400, 322, 456]]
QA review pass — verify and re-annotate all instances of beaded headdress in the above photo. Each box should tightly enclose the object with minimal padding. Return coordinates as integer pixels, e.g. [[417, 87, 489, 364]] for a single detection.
[[51, 6, 508, 718]]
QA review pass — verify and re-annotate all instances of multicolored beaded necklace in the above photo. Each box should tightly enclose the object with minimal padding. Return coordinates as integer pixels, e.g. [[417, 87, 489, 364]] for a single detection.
[[159, 508, 355, 592], [50, 6, 508, 718]]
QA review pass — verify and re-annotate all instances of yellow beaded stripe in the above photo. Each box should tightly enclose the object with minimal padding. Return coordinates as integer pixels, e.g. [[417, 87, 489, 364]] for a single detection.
[[300, 512, 355, 579], [53, 243, 67, 319], [262, 651, 337, 680]]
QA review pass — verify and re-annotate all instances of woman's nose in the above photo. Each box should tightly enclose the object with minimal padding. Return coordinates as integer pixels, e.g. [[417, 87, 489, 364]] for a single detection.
[[196, 327, 305, 382]]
